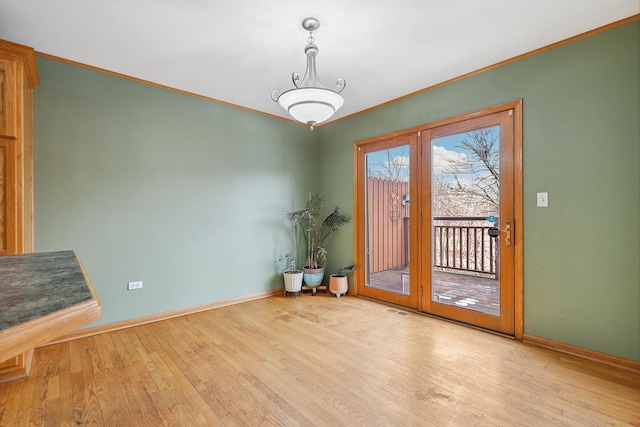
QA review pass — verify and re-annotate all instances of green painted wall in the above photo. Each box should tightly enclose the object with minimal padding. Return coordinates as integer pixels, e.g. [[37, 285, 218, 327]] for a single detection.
[[318, 21, 639, 361], [33, 21, 638, 362], [34, 58, 318, 327]]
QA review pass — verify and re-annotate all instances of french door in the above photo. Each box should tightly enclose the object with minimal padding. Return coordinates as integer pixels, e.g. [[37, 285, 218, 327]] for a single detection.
[[354, 101, 522, 336], [355, 132, 419, 308]]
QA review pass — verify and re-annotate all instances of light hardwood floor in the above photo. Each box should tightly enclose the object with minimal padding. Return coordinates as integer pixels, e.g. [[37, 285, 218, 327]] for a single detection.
[[0, 294, 638, 426]]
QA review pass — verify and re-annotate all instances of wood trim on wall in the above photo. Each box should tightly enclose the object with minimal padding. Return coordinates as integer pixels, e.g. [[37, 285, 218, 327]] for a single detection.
[[34, 52, 295, 126], [41, 289, 639, 374], [353, 100, 523, 336], [31, 15, 639, 129], [331, 15, 640, 126], [523, 334, 640, 373], [24, 86, 35, 253], [0, 39, 39, 88], [43, 288, 284, 347], [513, 101, 524, 340]]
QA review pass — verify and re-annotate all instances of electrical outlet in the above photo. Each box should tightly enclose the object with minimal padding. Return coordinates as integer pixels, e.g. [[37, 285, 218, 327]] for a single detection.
[[127, 281, 143, 290]]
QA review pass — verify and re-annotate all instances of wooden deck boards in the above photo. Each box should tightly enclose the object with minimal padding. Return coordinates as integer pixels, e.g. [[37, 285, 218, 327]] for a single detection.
[[369, 269, 499, 316]]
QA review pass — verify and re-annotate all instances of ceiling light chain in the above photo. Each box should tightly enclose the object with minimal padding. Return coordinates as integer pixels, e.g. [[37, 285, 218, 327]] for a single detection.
[[271, 17, 346, 130]]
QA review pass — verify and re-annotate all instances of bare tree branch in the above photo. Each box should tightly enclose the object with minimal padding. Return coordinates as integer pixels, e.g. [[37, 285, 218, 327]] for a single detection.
[[434, 128, 500, 216]]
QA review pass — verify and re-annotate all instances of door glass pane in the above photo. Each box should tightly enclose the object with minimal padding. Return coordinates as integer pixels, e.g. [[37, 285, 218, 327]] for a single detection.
[[431, 127, 500, 316], [365, 145, 410, 295]]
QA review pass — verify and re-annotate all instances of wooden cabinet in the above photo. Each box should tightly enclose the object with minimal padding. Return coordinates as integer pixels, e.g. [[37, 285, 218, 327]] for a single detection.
[[0, 349, 33, 383], [0, 58, 18, 138], [0, 39, 39, 382]]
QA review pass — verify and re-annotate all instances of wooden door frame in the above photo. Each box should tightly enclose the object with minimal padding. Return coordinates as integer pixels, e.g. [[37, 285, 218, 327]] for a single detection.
[[420, 108, 515, 334], [353, 100, 523, 339], [353, 132, 421, 308]]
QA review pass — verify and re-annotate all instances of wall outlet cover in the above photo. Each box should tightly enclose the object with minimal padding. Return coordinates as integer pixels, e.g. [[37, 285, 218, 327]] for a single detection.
[[127, 281, 143, 290]]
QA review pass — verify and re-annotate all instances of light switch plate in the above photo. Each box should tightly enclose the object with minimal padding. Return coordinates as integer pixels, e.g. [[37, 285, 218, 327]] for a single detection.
[[537, 192, 548, 207]]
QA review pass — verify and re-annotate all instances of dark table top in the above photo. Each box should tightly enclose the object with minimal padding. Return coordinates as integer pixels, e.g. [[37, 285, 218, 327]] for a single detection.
[[0, 251, 93, 331]]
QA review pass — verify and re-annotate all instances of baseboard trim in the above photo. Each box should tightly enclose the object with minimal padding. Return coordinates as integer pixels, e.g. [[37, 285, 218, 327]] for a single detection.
[[42, 288, 284, 347], [523, 334, 640, 372], [41, 295, 640, 373]]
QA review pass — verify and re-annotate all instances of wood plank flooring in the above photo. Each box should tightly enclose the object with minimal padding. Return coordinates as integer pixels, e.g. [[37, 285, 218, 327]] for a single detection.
[[0, 294, 638, 426]]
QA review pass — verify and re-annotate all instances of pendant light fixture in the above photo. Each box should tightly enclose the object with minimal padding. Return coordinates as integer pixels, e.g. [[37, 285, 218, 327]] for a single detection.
[[271, 17, 346, 130]]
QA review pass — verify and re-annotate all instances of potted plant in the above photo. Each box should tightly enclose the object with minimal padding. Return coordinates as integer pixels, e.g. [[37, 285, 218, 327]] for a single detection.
[[281, 253, 303, 297], [286, 194, 351, 295], [329, 264, 355, 298]]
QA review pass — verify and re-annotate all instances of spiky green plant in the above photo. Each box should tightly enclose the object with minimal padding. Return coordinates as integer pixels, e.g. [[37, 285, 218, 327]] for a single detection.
[[286, 194, 351, 269]]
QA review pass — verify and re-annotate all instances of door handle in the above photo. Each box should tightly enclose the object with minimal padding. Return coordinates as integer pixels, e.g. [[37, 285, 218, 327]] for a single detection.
[[504, 220, 511, 247], [488, 220, 511, 247]]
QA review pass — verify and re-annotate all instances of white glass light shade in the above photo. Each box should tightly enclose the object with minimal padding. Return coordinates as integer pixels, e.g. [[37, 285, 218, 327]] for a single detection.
[[272, 18, 346, 128], [276, 87, 344, 126]]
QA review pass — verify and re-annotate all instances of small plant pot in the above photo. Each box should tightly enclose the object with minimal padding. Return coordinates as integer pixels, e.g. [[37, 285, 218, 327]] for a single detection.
[[329, 274, 348, 298], [302, 267, 325, 287], [283, 269, 303, 296]]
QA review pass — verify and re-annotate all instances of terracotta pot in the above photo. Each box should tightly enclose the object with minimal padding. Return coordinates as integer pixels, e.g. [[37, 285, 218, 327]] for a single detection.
[[329, 274, 348, 298]]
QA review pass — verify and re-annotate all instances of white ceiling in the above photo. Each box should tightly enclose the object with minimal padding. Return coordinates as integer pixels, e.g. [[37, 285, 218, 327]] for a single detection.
[[0, 1, 638, 126]]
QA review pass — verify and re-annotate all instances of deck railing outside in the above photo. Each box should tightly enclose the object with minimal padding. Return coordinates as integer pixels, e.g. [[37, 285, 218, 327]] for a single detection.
[[433, 216, 498, 279], [366, 178, 498, 280]]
